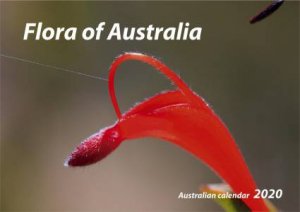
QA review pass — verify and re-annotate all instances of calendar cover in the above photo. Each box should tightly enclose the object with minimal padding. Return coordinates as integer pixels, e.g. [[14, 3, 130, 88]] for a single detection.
[[1, 1, 299, 211]]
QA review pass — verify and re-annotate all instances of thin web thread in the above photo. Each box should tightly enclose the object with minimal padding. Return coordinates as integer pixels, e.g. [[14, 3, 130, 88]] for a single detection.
[[0, 54, 108, 81]]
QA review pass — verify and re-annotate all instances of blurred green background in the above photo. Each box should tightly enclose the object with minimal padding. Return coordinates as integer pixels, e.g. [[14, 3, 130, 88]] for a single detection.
[[1, 1, 299, 211]]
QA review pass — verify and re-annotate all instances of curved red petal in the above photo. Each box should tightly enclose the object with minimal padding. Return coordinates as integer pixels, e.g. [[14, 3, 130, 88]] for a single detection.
[[124, 90, 189, 116], [119, 101, 268, 211], [108, 53, 206, 119]]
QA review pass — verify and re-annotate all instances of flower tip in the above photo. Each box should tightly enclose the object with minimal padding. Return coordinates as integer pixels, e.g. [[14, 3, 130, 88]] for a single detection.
[[64, 157, 70, 167], [64, 153, 83, 167], [64, 155, 77, 167], [65, 125, 123, 167]]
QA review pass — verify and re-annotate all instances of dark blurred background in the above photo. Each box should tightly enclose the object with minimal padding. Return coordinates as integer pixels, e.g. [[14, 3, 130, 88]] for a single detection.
[[1, 1, 299, 211]]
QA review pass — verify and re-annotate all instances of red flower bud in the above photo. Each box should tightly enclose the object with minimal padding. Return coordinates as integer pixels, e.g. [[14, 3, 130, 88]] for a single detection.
[[65, 125, 123, 166]]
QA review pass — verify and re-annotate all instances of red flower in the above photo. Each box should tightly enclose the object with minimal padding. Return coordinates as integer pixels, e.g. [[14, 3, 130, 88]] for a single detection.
[[65, 53, 268, 211]]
